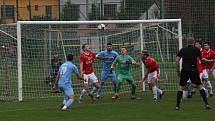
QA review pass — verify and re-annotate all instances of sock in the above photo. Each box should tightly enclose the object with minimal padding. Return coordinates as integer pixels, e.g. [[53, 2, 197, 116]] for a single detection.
[[152, 86, 157, 99], [187, 83, 192, 95], [203, 87, 209, 98], [199, 89, 209, 105], [131, 82, 136, 96], [116, 82, 122, 94], [63, 96, 69, 104], [112, 81, 117, 94], [90, 86, 99, 95], [62, 99, 74, 110], [176, 91, 183, 107], [183, 90, 188, 99], [207, 81, 213, 94], [156, 87, 163, 94], [79, 89, 87, 100]]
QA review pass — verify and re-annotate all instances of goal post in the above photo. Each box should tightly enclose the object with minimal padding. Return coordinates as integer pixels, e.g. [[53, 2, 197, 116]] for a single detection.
[[16, 19, 182, 101]]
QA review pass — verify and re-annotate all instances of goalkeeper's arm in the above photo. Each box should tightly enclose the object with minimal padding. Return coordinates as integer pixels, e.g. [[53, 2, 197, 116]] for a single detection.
[[125, 60, 137, 65]]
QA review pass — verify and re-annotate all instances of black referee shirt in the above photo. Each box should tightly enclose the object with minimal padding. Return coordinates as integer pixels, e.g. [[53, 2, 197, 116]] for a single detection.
[[177, 45, 201, 71]]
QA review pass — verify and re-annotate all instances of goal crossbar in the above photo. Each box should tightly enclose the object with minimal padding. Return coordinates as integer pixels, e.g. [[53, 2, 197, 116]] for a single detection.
[[17, 19, 181, 25]]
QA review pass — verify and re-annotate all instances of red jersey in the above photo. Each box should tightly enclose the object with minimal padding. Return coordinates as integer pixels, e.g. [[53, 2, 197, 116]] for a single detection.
[[197, 57, 203, 74], [142, 56, 159, 73], [203, 49, 215, 69], [80, 52, 96, 74], [200, 48, 207, 69]]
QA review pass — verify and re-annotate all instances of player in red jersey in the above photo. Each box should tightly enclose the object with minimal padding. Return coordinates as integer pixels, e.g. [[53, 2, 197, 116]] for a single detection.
[[79, 43, 100, 103], [140, 50, 164, 101], [202, 42, 214, 96]]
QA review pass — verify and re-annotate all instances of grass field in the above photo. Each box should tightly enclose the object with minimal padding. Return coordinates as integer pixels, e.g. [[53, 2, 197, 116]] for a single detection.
[[0, 92, 214, 121]]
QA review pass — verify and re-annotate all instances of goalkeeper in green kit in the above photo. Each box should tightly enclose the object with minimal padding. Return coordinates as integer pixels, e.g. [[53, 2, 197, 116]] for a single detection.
[[111, 46, 137, 100]]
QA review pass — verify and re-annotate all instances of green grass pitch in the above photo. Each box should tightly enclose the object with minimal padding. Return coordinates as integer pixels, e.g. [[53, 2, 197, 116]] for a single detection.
[[0, 92, 214, 121]]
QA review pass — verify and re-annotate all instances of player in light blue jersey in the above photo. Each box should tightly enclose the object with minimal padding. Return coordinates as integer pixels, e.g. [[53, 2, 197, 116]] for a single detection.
[[96, 42, 119, 98], [54, 54, 83, 111]]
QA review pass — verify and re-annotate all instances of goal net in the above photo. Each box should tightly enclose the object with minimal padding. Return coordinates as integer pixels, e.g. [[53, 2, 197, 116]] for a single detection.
[[1, 19, 182, 101]]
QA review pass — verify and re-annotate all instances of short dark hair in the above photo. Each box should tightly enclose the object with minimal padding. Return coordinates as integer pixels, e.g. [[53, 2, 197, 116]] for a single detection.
[[67, 54, 73, 61], [195, 40, 202, 45], [107, 42, 112, 46], [142, 50, 149, 57], [82, 43, 87, 51], [203, 41, 210, 45], [121, 46, 127, 50]]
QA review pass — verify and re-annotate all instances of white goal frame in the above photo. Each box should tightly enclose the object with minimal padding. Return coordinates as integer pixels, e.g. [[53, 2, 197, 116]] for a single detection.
[[17, 19, 182, 101]]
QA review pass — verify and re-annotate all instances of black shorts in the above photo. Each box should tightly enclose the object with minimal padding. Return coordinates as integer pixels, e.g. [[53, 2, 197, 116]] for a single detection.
[[179, 70, 201, 86]]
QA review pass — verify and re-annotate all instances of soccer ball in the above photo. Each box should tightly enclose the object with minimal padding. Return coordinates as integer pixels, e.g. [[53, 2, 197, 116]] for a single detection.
[[97, 24, 106, 30]]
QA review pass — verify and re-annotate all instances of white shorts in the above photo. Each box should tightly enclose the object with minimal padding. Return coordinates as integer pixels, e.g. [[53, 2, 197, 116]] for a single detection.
[[202, 69, 209, 79], [83, 72, 98, 84], [147, 69, 160, 84], [199, 73, 203, 80]]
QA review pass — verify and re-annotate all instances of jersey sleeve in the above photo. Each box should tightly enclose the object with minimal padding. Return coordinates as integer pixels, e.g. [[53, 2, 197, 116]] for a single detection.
[[96, 51, 104, 57], [213, 50, 215, 61], [92, 52, 96, 58], [114, 51, 119, 57], [113, 56, 119, 64], [80, 54, 85, 63], [177, 49, 183, 57], [197, 49, 202, 58], [72, 65, 78, 73], [128, 55, 134, 61]]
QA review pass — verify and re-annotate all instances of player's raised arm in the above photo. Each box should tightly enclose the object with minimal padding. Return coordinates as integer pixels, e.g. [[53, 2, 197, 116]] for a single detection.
[[95, 52, 106, 60]]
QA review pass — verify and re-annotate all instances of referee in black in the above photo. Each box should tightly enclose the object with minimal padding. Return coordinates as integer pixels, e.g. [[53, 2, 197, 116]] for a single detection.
[[176, 37, 210, 110]]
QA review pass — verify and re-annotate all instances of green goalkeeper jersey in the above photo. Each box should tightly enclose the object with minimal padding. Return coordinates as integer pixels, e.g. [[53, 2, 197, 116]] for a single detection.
[[113, 55, 134, 75]]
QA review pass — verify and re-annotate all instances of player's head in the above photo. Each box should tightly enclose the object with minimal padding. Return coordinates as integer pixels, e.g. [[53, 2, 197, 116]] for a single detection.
[[187, 37, 195, 46], [67, 54, 73, 61], [82, 43, 91, 52], [106, 42, 113, 51], [203, 42, 210, 50], [194, 40, 202, 49], [120, 46, 128, 55], [141, 50, 149, 60]]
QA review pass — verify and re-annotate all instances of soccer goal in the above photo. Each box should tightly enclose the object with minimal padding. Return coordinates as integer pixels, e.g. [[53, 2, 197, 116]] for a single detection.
[[1, 19, 182, 101]]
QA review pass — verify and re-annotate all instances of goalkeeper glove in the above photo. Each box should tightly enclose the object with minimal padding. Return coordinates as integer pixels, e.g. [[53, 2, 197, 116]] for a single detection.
[[125, 61, 132, 64]]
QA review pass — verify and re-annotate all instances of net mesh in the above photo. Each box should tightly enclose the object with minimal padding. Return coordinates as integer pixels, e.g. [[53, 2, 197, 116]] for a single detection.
[[0, 21, 180, 100], [0, 24, 17, 101]]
